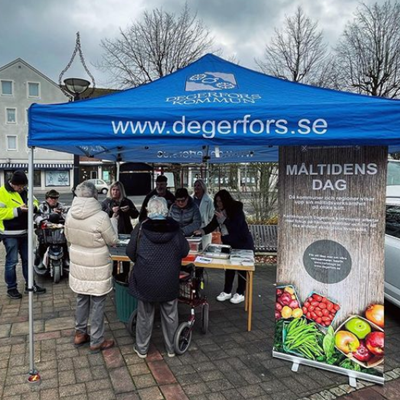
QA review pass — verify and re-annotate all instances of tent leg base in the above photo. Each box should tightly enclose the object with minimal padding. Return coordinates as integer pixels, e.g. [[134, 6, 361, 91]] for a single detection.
[[28, 370, 41, 384]]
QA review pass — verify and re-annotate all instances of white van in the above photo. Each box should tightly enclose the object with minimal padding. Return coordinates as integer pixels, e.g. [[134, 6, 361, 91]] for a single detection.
[[385, 160, 400, 307], [385, 195, 400, 307]]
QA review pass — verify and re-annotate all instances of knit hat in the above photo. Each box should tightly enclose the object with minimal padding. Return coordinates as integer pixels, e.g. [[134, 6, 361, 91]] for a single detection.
[[10, 170, 28, 186]]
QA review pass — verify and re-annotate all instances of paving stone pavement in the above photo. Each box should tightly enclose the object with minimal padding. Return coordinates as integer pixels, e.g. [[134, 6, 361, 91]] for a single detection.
[[0, 246, 399, 400]]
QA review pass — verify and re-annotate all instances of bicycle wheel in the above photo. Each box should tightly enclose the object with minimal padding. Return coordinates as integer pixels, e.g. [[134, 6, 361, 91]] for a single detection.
[[201, 303, 209, 334], [126, 309, 137, 337], [174, 322, 192, 355]]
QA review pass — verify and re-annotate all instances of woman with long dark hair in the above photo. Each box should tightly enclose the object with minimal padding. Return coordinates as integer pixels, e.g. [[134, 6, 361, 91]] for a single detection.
[[195, 189, 254, 304]]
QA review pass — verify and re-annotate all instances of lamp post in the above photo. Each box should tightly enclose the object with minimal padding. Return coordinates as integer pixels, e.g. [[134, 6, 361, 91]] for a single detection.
[[59, 32, 96, 193]]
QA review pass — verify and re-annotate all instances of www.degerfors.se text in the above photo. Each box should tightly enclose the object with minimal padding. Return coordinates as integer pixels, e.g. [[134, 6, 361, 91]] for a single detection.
[[111, 115, 328, 139]]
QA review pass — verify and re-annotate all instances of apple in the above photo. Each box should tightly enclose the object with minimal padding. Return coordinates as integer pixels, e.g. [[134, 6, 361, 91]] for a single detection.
[[365, 331, 384, 356], [345, 317, 371, 339], [335, 330, 360, 354], [365, 304, 384, 328], [275, 302, 283, 311], [289, 300, 299, 309], [353, 340, 373, 362], [278, 292, 292, 306], [275, 311, 281, 320]]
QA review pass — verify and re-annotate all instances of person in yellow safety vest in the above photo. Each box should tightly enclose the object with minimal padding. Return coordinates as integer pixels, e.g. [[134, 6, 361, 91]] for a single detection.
[[0, 170, 46, 299]]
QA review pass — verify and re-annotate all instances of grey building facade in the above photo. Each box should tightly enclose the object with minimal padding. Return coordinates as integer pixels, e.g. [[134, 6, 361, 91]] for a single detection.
[[0, 58, 73, 192]]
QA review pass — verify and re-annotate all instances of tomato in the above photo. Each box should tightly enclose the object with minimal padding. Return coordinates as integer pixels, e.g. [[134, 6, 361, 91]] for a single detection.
[[316, 317, 322, 324], [321, 297, 328, 303], [302, 307, 307, 314], [313, 294, 322, 302], [322, 316, 330, 322], [304, 301, 310, 308], [311, 301, 319, 307], [327, 302, 333, 311], [311, 312, 317, 319], [334, 304, 340, 311], [322, 309, 330, 316], [316, 311, 323, 317], [309, 306, 315, 311], [319, 303, 327, 309], [306, 312, 311, 319]]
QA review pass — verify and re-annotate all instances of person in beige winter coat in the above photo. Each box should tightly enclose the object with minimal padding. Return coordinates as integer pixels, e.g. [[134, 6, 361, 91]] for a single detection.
[[65, 180, 118, 353]]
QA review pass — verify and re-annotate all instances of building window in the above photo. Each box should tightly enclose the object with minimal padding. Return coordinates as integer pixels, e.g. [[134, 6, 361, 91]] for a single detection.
[[6, 108, 16, 124], [26, 109, 29, 125], [45, 170, 70, 186], [1, 80, 13, 95], [6, 136, 17, 151], [28, 82, 40, 98]]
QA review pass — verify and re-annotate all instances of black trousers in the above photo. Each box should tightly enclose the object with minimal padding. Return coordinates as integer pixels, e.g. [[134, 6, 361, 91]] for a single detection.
[[224, 270, 246, 295]]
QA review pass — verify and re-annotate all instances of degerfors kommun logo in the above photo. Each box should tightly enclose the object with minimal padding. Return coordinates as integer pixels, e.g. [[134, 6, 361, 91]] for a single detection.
[[185, 72, 237, 91]]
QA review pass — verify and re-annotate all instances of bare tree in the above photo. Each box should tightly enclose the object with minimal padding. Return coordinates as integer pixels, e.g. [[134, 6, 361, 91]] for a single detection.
[[256, 7, 328, 85], [97, 3, 214, 88], [247, 163, 278, 223], [335, 1, 400, 98]]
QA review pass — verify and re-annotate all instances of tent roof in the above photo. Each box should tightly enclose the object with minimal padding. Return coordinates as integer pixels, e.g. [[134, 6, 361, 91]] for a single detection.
[[29, 54, 400, 163]]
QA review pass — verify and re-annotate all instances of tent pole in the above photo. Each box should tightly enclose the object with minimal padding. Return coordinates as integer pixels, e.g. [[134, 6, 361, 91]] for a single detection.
[[27, 147, 40, 383]]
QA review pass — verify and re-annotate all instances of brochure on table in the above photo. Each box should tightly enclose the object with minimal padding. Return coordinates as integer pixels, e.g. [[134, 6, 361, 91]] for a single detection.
[[273, 146, 386, 386]]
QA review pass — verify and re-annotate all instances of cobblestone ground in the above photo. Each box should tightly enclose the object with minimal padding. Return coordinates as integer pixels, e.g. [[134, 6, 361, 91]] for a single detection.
[[0, 246, 399, 400]]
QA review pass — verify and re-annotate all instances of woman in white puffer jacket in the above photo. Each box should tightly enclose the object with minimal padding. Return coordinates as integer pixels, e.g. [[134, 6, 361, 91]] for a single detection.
[[65, 180, 118, 353]]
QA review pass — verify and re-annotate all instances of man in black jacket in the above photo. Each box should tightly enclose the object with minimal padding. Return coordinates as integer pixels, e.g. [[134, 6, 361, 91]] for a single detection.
[[127, 196, 189, 358], [139, 175, 175, 221]]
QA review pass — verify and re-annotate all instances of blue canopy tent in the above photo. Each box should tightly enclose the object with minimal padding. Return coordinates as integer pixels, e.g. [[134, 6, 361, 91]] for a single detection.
[[29, 53, 400, 162], [24, 54, 400, 380]]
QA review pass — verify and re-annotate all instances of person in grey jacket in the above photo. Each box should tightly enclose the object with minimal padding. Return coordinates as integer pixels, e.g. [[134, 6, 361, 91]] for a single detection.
[[168, 188, 201, 236], [65, 181, 118, 353], [127, 196, 189, 358], [192, 179, 214, 249]]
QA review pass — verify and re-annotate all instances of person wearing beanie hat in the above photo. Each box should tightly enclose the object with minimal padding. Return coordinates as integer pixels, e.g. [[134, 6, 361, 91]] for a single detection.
[[139, 174, 176, 221], [0, 170, 46, 299], [10, 170, 28, 186]]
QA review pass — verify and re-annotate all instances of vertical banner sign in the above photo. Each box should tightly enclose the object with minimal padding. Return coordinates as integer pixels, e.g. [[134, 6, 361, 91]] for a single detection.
[[273, 146, 387, 384]]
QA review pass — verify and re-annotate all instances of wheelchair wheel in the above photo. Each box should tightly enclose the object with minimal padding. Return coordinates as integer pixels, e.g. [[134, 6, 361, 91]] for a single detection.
[[201, 303, 209, 334], [174, 322, 192, 355], [126, 309, 137, 337]]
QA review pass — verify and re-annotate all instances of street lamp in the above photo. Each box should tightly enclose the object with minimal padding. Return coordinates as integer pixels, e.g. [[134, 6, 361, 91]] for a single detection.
[[63, 78, 91, 100], [59, 32, 96, 193]]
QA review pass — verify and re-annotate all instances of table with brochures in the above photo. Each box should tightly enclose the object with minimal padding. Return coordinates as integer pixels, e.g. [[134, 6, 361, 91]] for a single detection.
[[110, 245, 255, 331]]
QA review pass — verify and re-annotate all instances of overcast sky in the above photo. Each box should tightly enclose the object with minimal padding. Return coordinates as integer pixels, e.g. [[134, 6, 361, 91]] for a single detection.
[[0, 0, 378, 88]]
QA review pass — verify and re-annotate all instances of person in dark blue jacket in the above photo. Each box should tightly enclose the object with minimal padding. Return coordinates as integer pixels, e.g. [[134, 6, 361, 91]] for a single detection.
[[195, 190, 254, 304]]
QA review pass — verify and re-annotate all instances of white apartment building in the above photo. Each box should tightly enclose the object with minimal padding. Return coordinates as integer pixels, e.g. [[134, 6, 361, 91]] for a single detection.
[[0, 58, 73, 192]]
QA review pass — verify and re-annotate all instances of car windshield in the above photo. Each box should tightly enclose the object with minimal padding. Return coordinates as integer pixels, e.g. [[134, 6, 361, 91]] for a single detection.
[[388, 161, 400, 186]]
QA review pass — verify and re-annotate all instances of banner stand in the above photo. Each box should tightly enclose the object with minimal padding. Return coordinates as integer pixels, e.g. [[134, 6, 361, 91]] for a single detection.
[[273, 146, 387, 387]]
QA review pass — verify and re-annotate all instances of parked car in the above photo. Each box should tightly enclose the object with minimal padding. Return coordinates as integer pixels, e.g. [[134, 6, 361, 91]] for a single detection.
[[88, 179, 109, 194], [385, 191, 400, 308]]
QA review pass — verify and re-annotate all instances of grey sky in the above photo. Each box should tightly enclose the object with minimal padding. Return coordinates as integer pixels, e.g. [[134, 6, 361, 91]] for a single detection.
[[0, 0, 377, 88]]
